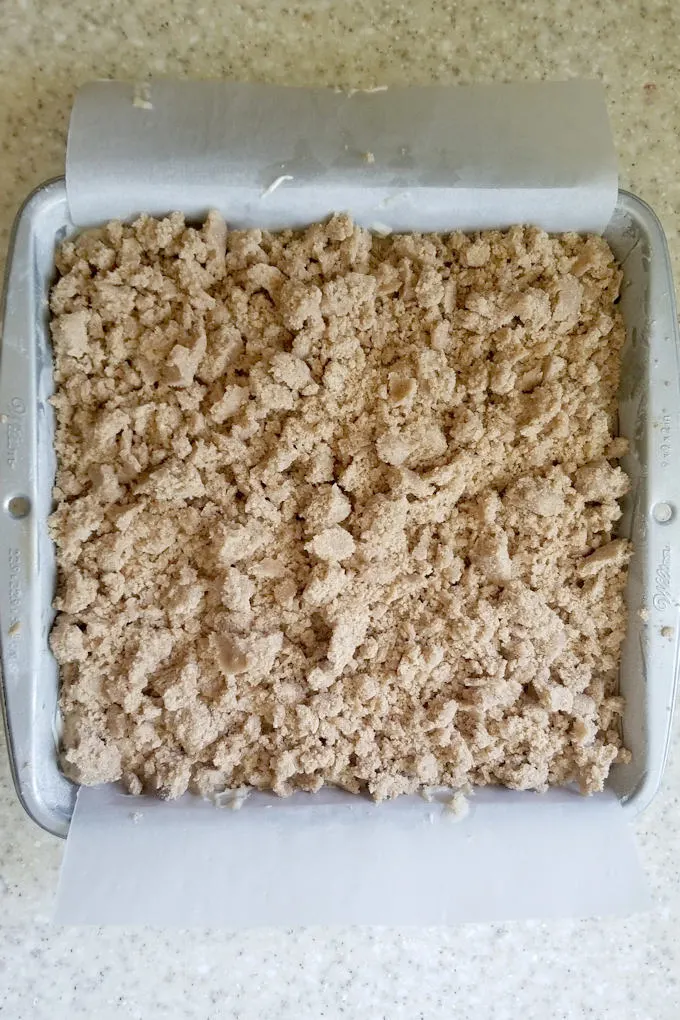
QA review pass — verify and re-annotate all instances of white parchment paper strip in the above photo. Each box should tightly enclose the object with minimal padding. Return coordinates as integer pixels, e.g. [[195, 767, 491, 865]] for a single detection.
[[66, 79, 617, 233], [56, 786, 648, 925]]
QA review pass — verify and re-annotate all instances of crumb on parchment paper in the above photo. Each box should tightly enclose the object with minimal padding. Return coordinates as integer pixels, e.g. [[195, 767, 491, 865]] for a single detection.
[[212, 786, 250, 810], [48, 210, 631, 802], [132, 82, 153, 111], [444, 790, 470, 820], [261, 175, 294, 198]]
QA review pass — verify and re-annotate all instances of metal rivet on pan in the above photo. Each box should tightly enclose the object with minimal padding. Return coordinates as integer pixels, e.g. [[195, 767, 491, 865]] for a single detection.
[[6, 495, 31, 519], [652, 502, 674, 523]]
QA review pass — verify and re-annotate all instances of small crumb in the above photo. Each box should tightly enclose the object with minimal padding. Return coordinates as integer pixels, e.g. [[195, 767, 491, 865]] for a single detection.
[[212, 787, 250, 810], [0, 413, 8, 424], [261, 175, 294, 198], [342, 85, 388, 97], [363, 151, 375, 164], [132, 82, 153, 110], [130, 811, 143, 824], [8, 621, 21, 637], [444, 791, 469, 821], [661, 626, 674, 639], [638, 608, 650, 622]]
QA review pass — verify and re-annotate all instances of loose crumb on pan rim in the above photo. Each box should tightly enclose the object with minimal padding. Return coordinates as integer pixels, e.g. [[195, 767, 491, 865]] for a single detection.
[[48, 210, 631, 802]]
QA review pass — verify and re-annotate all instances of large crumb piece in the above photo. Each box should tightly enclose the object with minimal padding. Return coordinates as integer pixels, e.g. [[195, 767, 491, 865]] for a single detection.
[[50, 213, 629, 801]]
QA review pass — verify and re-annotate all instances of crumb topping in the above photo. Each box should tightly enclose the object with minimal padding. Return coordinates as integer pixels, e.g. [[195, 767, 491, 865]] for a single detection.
[[49, 212, 630, 801]]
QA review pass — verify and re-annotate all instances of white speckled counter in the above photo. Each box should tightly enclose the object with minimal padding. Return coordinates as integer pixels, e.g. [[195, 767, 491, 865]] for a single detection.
[[1, 2, 679, 1017]]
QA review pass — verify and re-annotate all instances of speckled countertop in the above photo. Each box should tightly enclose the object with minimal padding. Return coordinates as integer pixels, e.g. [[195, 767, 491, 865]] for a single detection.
[[1, 2, 679, 1018]]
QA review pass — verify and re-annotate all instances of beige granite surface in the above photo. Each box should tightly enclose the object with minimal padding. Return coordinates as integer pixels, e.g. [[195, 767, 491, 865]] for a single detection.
[[0, 1, 679, 1018]]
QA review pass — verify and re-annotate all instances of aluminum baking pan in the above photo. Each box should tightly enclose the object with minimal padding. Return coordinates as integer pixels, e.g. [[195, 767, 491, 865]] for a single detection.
[[1, 179, 678, 837]]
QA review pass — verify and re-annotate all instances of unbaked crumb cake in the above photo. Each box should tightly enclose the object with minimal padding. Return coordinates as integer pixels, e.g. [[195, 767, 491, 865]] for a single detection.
[[48, 212, 631, 800]]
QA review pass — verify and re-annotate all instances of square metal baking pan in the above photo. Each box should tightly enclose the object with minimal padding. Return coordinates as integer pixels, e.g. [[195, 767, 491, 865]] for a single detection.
[[1, 179, 679, 837]]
